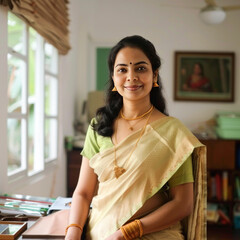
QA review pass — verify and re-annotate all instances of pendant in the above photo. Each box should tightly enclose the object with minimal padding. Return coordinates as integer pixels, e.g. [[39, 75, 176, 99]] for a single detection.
[[114, 166, 126, 178], [129, 126, 133, 131]]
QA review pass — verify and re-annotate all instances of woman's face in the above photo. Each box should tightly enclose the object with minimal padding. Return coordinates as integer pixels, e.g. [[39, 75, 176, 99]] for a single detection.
[[112, 47, 157, 103], [193, 64, 202, 75]]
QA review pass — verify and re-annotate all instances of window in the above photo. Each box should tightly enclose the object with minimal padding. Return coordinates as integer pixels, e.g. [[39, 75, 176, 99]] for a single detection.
[[7, 11, 59, 178]]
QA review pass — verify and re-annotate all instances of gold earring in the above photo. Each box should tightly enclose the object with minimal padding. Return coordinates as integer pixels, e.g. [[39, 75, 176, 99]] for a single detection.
[[153, 82, 159, 87], [112, 86, 117, 91]]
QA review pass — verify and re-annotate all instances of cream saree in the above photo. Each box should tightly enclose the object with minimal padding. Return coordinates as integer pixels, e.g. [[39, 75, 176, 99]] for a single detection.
[[85, 117, 206, 240]]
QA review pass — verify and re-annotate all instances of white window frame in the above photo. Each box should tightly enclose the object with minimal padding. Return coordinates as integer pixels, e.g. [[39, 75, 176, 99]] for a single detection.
[[0, 6, 9, 192], [0, 7, 60, 192]]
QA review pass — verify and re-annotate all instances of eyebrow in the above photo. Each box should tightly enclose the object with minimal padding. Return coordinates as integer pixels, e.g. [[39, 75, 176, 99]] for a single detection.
[[115, 61, 149, 68]]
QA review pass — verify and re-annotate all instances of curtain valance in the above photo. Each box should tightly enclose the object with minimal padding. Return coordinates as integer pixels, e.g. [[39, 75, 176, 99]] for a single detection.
[[0, 0, 71, 55]]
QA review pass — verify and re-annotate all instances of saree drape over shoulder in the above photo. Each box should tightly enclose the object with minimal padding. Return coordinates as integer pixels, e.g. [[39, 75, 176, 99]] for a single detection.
[[83, 117, 206, 240]]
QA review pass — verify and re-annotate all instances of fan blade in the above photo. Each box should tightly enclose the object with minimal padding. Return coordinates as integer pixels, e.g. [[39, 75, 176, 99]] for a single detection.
[[222, 5, 240, 11], [158, 4, 200, 10], [205, 0, 217, 7]]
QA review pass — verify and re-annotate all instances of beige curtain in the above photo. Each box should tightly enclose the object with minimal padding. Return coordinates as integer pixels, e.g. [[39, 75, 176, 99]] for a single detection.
[[0, 0, 70, 55]]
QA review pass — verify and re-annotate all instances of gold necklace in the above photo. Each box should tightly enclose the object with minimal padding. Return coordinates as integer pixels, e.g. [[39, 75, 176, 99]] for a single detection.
[[120, 105, 154, 121], [113, 107, 154, 178], [125, 118, 144, 131]]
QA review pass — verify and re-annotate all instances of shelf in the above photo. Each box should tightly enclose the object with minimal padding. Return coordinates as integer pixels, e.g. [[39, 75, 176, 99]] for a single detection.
[[207, 224, 240, 240], [208, 222, 232, 227], [208, 199, 233, 204], [207, 169, 240, 172], [204, 139, 240, 232]]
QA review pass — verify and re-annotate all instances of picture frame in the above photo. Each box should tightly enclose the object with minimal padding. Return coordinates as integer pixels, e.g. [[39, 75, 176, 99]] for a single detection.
[[174, 51, 235, 102], [0, 221, 27, 240]]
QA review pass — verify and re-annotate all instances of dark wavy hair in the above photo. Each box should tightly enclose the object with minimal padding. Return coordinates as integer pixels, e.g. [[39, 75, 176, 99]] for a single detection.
[[92, 35, 168, 137]]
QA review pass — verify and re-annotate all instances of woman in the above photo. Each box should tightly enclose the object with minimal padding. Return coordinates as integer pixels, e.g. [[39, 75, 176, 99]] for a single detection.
[[183, 63, 212, 92], [65, 35, 205, 240]]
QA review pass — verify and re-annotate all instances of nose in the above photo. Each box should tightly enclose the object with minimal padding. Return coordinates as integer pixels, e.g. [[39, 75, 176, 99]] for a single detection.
[[127, 70, 138, 81]]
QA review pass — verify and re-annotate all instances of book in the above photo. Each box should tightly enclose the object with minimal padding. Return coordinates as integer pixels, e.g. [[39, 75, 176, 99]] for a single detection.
[[218, 204, 231, 225], [207, 203, 219, 222], [0, 194, 55, 205], [222, 171, 228, 201], [235, 176, 240, 199], [47, 197, 72, 214], [210, 175, 217, 199], [215, 173, 222, 201], [218, 209, 231, 225], [0, 195, 54, 217]]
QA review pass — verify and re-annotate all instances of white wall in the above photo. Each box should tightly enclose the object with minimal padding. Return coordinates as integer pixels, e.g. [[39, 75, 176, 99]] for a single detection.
[[71, 0, 240, 129]]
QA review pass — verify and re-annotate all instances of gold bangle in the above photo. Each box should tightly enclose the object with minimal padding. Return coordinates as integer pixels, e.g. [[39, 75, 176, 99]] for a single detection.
[[120, 226, 129, 240], [120, 219, 143, 240], [135, 220, 143, 237], [65, 223, 83, 235]]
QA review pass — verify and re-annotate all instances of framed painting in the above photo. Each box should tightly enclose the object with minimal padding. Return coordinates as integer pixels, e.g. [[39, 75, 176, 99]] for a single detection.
[[174, 51, 235, 102]]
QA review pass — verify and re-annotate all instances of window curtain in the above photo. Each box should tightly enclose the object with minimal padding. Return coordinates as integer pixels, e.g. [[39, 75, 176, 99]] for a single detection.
[[0, 0, 71, 55]]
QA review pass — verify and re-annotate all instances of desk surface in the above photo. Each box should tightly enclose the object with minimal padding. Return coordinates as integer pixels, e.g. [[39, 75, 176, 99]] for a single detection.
[[17, 219, 63, 240], [15, 221, 240, 240]]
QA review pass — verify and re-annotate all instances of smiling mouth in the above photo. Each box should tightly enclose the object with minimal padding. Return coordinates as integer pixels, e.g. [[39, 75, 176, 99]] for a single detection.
[[124, 85, 142, 91]]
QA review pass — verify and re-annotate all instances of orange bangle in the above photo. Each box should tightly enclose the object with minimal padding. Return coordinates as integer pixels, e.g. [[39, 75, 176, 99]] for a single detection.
[[120, 226, 129, 240], [135, 220, 143, 237], [65, 223, 83, 235], [120, 219, 143, 240]]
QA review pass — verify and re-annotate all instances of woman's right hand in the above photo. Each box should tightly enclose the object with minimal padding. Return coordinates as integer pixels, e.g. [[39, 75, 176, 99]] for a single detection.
[[65, 227, 82, 240]]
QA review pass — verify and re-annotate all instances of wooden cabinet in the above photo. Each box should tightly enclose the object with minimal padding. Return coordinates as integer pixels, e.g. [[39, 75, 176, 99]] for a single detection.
[[204, 140, 236, 169], [201, 139, 240, 230], [66, 148, 83, 197]]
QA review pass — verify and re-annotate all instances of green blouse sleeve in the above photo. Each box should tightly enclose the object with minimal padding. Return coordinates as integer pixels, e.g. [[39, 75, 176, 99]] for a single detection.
[[168, 155, 194, 188], [81, 119, 100, 160]]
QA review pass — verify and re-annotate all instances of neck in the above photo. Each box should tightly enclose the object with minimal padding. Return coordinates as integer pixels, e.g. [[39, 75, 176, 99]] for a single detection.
[[121, 99, 152, 119]]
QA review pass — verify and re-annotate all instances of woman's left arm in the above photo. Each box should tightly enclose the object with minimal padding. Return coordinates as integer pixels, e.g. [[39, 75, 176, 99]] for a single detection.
[[105, 182, 193, 239], [140, 182, 193, 234]]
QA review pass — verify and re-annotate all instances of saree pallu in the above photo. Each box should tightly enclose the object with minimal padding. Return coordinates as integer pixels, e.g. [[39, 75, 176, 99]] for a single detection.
[[85, 117, 206, 240]]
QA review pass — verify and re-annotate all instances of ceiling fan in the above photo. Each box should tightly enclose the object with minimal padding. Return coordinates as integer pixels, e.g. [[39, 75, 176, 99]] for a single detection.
[[200, 0, 240, 24]]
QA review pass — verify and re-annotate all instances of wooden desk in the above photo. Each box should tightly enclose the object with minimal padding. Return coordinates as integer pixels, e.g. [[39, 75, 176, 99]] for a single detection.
[[17, 219, 40, 240], [18, 219, 64, 240]]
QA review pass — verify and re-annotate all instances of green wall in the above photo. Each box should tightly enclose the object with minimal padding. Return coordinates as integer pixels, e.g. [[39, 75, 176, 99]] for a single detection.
[[96, 47, 111, 90]]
